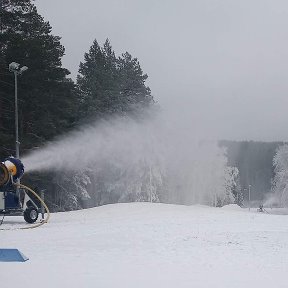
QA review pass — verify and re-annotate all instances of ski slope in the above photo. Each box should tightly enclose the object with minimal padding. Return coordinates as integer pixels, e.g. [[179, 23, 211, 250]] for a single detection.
[[1, 203, 288, 288]]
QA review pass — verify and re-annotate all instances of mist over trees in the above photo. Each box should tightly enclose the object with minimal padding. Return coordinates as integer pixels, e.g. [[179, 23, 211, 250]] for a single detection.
[[1, 0, 278, 211]]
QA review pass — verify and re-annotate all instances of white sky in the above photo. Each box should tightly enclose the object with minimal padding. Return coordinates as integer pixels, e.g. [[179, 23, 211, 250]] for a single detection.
[[35, 0, 288, 141]]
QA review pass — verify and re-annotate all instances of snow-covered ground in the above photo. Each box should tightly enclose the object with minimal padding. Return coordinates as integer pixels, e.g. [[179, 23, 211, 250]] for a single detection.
[[1, 203, 288, 288]]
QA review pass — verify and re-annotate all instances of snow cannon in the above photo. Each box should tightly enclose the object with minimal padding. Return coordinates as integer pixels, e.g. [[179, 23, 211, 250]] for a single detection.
[[0, 157, 42, 224], [0, 157, 24, 187]]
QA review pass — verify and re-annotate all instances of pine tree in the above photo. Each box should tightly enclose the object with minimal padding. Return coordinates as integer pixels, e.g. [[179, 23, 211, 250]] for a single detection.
[[51, 169, 91, 211], [0, 0, 78, 158], [272, 144, 288, 207], [118, 52, 154, 115], [77, 39, 119, 119], [77, 39, 154, 120], [224, 166, 243, 206]]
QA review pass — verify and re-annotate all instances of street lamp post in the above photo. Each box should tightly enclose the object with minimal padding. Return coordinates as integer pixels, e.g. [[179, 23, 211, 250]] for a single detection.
[[9, 62, 28, 195], [9, 62, 28, 159]]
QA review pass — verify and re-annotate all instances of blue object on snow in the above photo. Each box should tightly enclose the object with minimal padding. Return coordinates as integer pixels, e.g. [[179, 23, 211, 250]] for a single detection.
[[0, 249, 29, 262]]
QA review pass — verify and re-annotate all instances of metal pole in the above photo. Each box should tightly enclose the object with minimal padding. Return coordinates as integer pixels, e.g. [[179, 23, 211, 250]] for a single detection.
[[40, 190, 45, 220], [14, 71, 20, 159], [14, 71, 20, 197], [9, 62, 27, 199], [248, 184, 251, 211]]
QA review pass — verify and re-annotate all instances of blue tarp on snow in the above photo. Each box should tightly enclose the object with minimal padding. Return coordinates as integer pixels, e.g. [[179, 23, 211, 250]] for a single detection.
[[0, 249, 29, 262]]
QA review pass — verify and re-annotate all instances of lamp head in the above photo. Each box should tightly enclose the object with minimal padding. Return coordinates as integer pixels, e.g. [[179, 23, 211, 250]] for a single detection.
[[9, 62, 20, 72], [20, 66, 28, 74]]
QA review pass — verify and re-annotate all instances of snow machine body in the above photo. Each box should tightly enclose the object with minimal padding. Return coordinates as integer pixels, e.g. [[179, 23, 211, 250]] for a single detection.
[[0, 157, 40, 223]]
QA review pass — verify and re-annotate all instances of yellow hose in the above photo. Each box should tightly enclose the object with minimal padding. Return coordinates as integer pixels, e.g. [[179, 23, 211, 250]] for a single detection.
[[0, 183, 50, 230]]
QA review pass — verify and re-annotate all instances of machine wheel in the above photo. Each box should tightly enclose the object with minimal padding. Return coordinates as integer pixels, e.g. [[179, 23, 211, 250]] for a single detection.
[[24, 206, 38, 223]]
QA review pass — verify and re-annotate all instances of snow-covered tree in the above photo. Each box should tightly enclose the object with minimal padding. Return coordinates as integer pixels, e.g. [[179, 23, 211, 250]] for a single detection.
[[52, 170, 91, 211], [117, 159, 164, 203], [272, 144, 288, 207], [226, 167, 243, 206], [221, 166, 242, 206]]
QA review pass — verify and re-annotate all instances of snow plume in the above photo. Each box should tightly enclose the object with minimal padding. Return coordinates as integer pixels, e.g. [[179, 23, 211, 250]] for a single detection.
[[263, 193, 279, 207], [22, 111, 237, 206]]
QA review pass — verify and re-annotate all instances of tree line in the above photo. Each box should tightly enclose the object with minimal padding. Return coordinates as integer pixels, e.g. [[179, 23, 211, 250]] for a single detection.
[[0, 0, 153, 157], [3, 0, 287, 210], [0, 0, 156, 210]]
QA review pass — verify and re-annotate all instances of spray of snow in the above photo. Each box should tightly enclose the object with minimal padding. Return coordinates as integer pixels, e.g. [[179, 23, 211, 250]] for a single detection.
[[22, 110, 235, 205], [263, 193, 279, 207]]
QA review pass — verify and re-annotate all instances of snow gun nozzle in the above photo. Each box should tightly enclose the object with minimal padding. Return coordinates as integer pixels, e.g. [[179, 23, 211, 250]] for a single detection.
[[0, 157, 24, 187]]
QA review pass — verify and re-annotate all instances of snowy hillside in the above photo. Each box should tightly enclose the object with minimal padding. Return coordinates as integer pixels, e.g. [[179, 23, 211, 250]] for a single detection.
[[1, 203, 288, 288]]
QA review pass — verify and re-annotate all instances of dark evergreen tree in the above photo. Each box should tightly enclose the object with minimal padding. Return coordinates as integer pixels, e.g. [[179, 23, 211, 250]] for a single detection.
[[77, 39, 118, 120], [118, 52, 154, 115], [77, 39, 154, 121], [0, 0, 78, 158]]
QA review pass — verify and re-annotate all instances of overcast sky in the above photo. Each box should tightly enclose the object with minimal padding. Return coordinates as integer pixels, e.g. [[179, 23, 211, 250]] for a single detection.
[[35, 0, 288, 141]]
